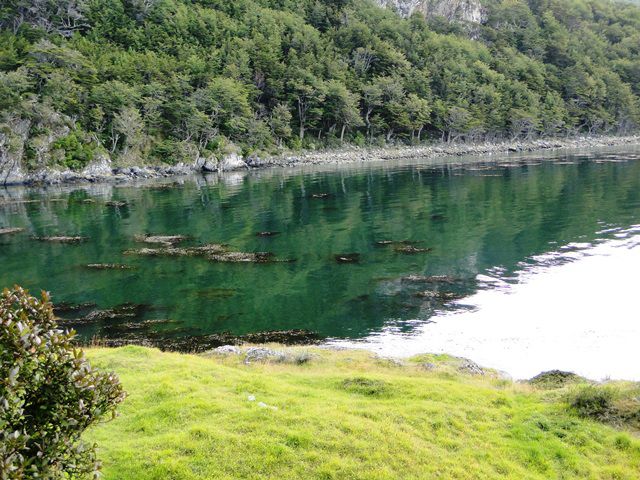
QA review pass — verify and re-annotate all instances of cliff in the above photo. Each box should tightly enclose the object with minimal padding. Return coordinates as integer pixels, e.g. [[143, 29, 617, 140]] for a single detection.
[[375, 0, 487, 23]]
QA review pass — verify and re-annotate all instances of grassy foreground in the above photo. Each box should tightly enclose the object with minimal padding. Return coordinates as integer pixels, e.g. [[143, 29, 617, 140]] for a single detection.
[[85, 346, 640, 479]]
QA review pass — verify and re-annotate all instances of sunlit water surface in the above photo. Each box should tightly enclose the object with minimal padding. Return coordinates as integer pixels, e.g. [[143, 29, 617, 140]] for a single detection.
[[1, 146, 639, 378]]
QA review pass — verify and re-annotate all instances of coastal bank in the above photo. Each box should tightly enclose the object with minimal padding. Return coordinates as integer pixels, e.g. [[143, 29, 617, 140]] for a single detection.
[[2, 135, 639, 186]]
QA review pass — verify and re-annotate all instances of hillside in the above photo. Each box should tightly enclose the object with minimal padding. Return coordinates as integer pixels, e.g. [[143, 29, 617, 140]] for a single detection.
[[1, 0, 639, 176], [84, 346, 640, 479]]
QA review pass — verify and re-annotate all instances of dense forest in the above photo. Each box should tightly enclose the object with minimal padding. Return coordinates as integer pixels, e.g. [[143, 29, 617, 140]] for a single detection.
[[0, 0, 639, 170]]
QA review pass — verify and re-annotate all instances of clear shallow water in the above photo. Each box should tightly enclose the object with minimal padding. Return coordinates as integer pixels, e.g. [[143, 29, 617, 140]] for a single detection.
[[1, 146, 639, 377], [332, 225, 640, 380]]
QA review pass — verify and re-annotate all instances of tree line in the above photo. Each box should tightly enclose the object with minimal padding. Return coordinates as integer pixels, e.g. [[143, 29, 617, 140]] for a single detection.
[[1, 0, 639, 169]]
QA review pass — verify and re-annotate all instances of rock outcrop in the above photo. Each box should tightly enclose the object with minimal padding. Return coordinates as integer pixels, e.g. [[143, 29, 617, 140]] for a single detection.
[[376, 0, 487, 24], [0, 118, 29, 185]]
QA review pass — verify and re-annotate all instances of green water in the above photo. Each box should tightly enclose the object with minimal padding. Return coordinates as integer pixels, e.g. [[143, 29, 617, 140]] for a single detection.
[[1, 147, 639, 343]]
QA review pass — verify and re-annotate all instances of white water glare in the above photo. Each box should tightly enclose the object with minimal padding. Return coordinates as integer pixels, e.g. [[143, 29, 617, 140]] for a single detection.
[[330, 225, 640, 380]]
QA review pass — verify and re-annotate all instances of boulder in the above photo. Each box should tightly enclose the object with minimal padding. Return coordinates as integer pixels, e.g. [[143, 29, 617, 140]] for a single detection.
[[457, 359, 485, 375], [213, 345, 242, 355], [219, 152, 248, 172], [244, 347, 287, 364], [82, 154, 112, 177]]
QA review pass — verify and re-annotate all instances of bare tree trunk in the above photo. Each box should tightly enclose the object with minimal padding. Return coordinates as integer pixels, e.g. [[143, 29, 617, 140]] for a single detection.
[[297, 97, 306, 140]]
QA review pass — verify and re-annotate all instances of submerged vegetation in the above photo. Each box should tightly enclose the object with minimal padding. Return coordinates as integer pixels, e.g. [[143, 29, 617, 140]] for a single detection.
[[85, 345, 640, 479], [1, 0, 640, 172]]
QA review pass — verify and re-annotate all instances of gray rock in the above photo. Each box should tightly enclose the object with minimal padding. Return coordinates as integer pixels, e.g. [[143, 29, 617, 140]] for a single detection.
[[219, 153, 248, 172], [82, 154, 112, 177], [214, 345, 242, 355], [457, 359, 485, 375], [244, 347, 287, 364], [194, 156, 217, 172], [375, 0, 487, 24], [420, 362, 437, 371]]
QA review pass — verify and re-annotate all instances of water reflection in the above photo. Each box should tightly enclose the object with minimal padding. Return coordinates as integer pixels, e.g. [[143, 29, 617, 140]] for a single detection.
[[332, 225, 640, 380], [0, 146, 639, 366]]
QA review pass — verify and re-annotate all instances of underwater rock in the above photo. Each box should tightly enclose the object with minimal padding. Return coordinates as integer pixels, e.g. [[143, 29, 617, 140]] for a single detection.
[[134, 234, 188, 246], [83, 329, 321, 353], [124, 243, 227, 257], [0, 227, 25, 235], [414, 290, 464, 301], [394, 245, 433, 254], [126, 243, 290, 264], [53, 302, 97, 314], [242, 330, 321, 344], [335, 253, 361, 264], [85, 263, 135, 270], [207, 251, 277, 263], [34, 236, 87, 243], [100, 318, 181, 334], [191, 288, 237, 299], [190, 244, 229, 255], [401, 275, 461, 284], [375, 239, 420, 247], [64, 303, 151, 324]]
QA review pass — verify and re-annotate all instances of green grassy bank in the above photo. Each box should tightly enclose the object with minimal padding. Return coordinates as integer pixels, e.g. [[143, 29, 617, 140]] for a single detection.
[[85, 346, 640, 479]]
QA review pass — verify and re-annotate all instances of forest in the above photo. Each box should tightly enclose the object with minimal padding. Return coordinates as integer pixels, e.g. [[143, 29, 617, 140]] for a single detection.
[[1, 0, 639, 169]]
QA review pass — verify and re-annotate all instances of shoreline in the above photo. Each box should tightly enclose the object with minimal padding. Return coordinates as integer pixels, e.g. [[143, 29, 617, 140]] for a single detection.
[[3, 134, 640, 187]]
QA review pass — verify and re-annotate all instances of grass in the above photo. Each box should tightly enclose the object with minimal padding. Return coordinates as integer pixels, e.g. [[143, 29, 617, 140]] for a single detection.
[[85, 346, 640, 479]]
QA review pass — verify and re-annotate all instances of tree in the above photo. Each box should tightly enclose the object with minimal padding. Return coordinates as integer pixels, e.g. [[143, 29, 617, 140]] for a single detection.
[[288, 70, 325, 141], [444, 106, 472, 143], [405, 94, 431, 142], [113, 106, 145, 156], [323, 80, 363, 142], [361, 82, 383, 140], [0, 286, 125, 479], [270, 103, 293, 147]]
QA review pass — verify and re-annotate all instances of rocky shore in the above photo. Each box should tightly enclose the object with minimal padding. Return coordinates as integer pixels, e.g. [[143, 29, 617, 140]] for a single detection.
[[2, 135, 639, 186]]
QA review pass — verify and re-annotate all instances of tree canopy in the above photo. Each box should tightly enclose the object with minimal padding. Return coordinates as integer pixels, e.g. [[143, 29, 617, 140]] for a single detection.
[[0, 0, 639, 169]]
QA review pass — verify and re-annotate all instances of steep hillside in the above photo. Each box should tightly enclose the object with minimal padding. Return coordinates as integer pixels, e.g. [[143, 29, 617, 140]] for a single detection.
[[1, 0, 639, 179]]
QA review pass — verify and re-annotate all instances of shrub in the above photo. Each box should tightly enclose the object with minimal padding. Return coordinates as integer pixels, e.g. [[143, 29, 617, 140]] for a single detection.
[[569, 385, 617, 421], [529, 370, 584, 389], [51, 132, 96, 170], [342, 377, 389, 396], [0, 286, 126, 479]]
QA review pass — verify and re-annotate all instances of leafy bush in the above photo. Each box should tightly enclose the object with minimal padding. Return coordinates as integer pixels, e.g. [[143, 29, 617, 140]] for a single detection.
[[569, 385, 617, 421], [51, 132, 96, 170], [0, 286, 126, 479]]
